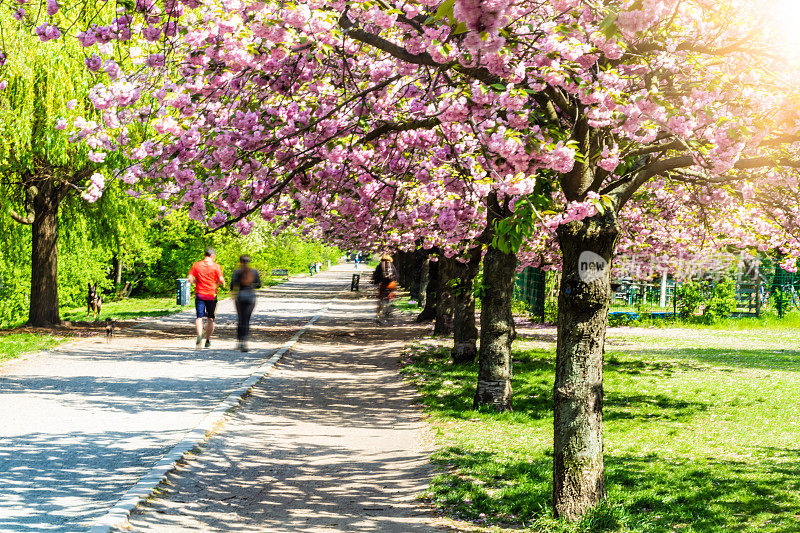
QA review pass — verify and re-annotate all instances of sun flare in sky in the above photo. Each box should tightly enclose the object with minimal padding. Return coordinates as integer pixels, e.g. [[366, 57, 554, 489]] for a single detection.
[[763, 0, 800, 52]]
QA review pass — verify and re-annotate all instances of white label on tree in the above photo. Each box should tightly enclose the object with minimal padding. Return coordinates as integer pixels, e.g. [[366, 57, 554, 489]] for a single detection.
[[578, 251, 607, 283]]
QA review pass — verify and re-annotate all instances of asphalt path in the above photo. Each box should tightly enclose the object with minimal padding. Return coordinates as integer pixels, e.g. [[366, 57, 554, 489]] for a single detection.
[[0, 264, 363, 533], [119, 279, 440, 532]]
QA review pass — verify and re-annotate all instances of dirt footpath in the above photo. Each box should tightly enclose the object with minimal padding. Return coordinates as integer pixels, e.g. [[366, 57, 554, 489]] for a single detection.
[[119, 292, 442, 532]]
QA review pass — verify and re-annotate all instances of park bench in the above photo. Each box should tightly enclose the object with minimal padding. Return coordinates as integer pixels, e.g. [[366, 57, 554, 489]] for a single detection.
[[271, 268, 289, 278]]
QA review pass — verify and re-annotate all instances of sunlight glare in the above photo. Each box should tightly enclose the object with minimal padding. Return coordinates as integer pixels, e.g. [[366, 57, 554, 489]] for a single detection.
[[763, 0, 800, 52]]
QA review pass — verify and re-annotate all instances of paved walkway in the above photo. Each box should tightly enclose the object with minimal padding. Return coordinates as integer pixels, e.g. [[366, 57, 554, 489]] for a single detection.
[[120, 286, 439, 532], [0, 264, 436, 532]]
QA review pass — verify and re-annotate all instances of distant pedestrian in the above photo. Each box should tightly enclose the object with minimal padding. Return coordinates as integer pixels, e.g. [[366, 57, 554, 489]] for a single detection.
[[354, 252, 361, 269], [231, 255, 262, 352], [372, 254, 398, 323], [188, 248, 225, 349]]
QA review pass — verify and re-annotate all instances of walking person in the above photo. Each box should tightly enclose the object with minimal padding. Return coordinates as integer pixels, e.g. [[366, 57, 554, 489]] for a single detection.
[[231, 255, 262, 352], [188, 248, 225, 349], [371, 254, 398, 324]]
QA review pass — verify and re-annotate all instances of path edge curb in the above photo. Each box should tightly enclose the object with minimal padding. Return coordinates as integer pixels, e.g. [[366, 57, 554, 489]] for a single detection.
[[87, 298, 337, 533]]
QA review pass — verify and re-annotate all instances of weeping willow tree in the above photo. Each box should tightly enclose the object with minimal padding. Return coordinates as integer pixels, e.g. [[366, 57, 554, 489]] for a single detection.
[[0, 7, 116, 325]]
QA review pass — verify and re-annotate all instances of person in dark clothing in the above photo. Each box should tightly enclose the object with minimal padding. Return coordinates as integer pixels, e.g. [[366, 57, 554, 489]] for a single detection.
[[372, 254, 398, 323], [230, 255, 262, 351]]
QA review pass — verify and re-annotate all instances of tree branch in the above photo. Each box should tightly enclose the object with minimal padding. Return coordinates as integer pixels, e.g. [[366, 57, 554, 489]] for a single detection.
[[561, 116, 592, 201], [7, 185, 37, 225], [339, 14, 500, 85], [206, 158, 321, 233], [735, 155, 800, 169], [361, 116, 441, 145], [8, 208, 34, 225], [532, 93, 560, 123]]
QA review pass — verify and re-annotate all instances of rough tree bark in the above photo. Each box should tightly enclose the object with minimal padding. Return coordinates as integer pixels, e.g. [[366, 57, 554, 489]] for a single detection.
[[391, 252, 403, 285], [474, 193, 517, 410], [416, 249, 439, 322], [28, 180, 63, 326], [552, 213, 619, 521], [434, 254, 456, 336], [413, 247, 429, 306], [113, 255, 123, 286], [451, 246, 481, 364], [394, 250, 413, 289]]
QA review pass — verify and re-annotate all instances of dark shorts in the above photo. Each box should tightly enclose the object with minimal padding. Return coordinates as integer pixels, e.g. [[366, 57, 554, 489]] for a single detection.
[[195, 296, 218, 319]]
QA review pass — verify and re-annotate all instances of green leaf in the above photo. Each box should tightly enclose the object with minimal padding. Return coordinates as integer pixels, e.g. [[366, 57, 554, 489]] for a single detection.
[[590, 198, 606, 215], [599, 13, 619, 39], [435, 0, 456, 22], [453, 22, 468, 35]]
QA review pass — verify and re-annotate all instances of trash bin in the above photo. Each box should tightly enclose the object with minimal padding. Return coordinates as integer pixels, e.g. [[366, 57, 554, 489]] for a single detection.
[[176, 278, 190, 306], [351, 273, 360, 292]]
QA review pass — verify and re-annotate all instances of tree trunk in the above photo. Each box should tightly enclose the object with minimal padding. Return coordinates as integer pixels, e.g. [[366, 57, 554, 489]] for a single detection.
[[452, 246, 481, 364], [410, 242, 425, 303], [400, 251, 415, 289], [434, 255, 456, 336], [113, 255, 123, 286], [413, 248, 429, 306], [552, 213, 619, 521], [417, 250, 439, 322], [28, 181, 62, 326], [474, 193, 517, 410], [393, 251, 406, 288]]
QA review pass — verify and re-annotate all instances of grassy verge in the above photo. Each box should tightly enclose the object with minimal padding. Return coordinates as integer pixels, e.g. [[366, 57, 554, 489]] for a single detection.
[[402, 327, 800, 532], [394, 295, 421, 314], [603, 310, 800, 330], [61, 296, 192, 322], [0, 332, 65, 363]]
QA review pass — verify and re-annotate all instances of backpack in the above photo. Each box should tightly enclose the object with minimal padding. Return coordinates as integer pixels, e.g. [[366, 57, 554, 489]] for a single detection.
[[372, 260, 396, 285]]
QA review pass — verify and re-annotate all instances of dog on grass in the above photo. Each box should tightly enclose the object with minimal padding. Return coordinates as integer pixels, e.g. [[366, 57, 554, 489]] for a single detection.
[[87, 283, 102, 319], [105, 318, 114, 343]]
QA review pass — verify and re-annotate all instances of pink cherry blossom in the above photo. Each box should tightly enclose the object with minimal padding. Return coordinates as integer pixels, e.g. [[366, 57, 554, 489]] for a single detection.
[[84, 54, 102, 72]]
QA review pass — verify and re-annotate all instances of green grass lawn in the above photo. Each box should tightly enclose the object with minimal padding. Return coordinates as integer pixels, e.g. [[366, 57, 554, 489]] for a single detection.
[[0, 332, 65, 363], [60, 296, 192, 322], [394, 295, 421, 314], [402, 326, 800, 532]]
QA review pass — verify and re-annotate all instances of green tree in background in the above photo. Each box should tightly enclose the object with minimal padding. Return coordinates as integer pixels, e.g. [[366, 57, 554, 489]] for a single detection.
[[0, 8, 112, 325], [136, 216, 342, 295]]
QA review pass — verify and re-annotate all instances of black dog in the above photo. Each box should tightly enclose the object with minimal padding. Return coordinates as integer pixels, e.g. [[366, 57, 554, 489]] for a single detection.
[[105, 318, 114, 343], [87, 283, 102, 319]]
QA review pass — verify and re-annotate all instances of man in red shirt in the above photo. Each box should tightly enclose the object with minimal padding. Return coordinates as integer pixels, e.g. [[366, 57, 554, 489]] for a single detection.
[[188, 248, 225, 349]]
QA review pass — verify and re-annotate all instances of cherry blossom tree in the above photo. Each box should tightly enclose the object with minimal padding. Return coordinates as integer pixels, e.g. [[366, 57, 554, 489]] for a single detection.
[[8, 0, 800, 520]]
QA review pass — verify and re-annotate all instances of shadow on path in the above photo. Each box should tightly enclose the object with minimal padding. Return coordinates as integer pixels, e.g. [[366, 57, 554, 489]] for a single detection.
[[0, 268, 355, 532], [123, 296, 441, 532]]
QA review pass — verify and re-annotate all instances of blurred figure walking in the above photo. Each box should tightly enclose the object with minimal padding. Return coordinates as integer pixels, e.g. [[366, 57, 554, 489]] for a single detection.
[[231, 255, 262, 352]]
